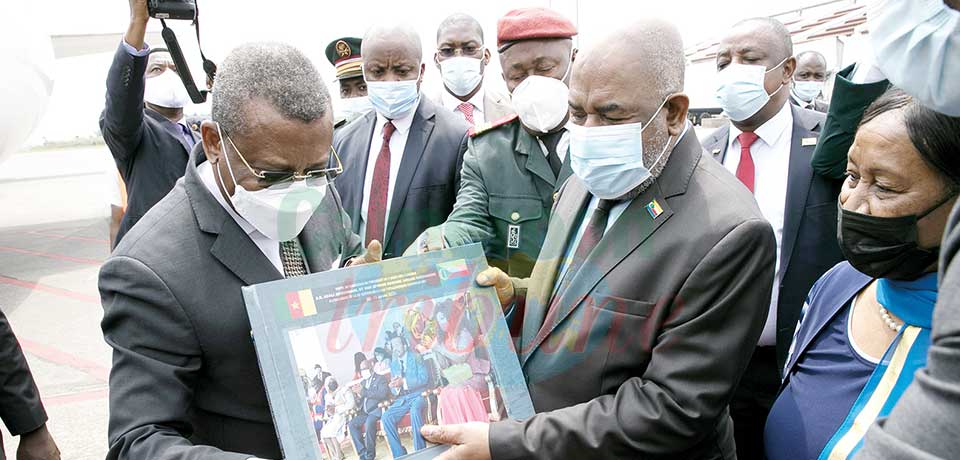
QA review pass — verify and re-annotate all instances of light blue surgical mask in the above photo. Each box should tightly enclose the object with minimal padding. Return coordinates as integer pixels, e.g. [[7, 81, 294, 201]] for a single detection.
[[715, 57, 788, 122], [792, 80, 824, 103], [364, 68, 422, 119], [568, 97, 673, 199], [869, 0, 960, 116]]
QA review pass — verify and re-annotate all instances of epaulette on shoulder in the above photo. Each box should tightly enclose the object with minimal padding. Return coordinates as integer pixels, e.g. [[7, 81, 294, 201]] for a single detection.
[[468, 114, 519, 137]]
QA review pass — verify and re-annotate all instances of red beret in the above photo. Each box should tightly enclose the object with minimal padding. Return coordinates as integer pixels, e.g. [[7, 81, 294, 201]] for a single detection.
[[497, 7, 578, 49]]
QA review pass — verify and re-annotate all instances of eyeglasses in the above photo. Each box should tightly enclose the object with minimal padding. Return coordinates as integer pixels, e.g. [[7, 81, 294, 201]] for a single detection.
[[224, 133, 343, 187], [437, 45, 482, 58]]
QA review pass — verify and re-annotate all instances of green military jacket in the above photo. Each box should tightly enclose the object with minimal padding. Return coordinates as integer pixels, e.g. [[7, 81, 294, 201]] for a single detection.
[[405, 116, 573, 278]]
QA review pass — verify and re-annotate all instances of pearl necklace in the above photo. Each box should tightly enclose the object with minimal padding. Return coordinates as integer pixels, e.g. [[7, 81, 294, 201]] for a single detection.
[[878, 306, 904, 333]]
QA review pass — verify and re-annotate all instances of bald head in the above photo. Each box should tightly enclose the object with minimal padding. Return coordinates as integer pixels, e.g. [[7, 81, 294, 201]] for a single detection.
[[569, 19, 690, 193], [571, 18, 685, 110], [363, 24, 422, 62], [362, 24, 425, 84], [795, 50, 828, 82], [725, 17, 793, 64]]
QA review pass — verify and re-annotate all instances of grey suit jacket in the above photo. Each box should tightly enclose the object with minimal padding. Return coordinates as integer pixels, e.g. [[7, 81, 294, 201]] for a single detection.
[[488, 130, 777, 459], [99, 145, 364, 460], [702, 105, 843, 369], [333, 97, 469, 259], [854, 204, 960, 459]]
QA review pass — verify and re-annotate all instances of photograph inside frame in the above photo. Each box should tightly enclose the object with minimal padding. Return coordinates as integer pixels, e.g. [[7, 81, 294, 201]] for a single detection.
[[292, 291, 504, 460], [243, 244, 533, 460]]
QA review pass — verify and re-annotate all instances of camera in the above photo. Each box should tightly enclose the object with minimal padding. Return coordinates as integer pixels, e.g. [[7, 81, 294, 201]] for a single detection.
[[147, 0, 196, 21]]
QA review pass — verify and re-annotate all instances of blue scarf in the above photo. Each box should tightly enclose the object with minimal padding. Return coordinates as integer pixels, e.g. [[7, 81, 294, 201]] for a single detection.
[[818, 272, 937, 459]]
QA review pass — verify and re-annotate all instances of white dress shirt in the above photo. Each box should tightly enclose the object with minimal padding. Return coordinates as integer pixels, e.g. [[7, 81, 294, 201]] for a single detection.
[[358, 99, 420, 243], [723, 103, 793, 346], [198, 162, 284, 275], [441, 86, 486, 124]]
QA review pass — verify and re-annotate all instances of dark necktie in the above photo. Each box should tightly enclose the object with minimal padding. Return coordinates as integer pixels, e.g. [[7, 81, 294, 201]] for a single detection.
[[179, 123, 195, 150], [540, 132, 563, 177], [735, 132, 759, 193], [366, 121, 396, 246], [279, 239, 308, 278]]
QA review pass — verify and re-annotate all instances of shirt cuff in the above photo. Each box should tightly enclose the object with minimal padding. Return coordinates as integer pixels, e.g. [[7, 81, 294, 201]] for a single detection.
[[850, 54, 886, 84], [122, 39, 151, 57]]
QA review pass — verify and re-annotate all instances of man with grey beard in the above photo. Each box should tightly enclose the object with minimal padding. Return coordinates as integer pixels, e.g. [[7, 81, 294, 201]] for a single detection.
[[420, 18, 776, 460]]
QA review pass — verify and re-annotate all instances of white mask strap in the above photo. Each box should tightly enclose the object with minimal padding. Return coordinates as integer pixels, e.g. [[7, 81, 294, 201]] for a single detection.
[[215, 123, 242, 192]]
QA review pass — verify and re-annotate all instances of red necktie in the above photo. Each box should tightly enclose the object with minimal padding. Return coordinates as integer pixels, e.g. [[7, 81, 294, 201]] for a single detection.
[[736, 132, 759, 193], [457, 102, 475, 126], [365, 121, 396, 246]]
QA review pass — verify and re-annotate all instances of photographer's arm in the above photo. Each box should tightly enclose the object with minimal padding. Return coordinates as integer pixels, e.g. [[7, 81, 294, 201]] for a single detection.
[[100, 0, 151, 165]]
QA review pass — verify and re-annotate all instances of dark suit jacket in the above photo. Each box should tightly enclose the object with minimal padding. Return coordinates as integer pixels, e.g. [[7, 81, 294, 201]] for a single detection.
[[100, 43, 200, 247], [0, 311, 47, 440], [358, 374, 390, 414], [702, 105, 844, 370], [99, 145, 364, 460], [489, 130, 777, 459], [332, 97, 469, 259]]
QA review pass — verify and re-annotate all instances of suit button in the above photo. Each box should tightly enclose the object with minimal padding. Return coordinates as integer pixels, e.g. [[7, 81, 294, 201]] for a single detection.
[[511, 212, 520, 222]]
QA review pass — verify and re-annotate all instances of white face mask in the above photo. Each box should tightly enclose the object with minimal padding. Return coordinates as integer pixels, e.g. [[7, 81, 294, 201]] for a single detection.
[[715, 58, 787, 122], [510, 50, 574, 134], [215, 124, 328, 241], [569, 97, 672, 199], [361, 369, 372, 379], [144, 69, 191, 109], [365, 68, 422, 119], [439, 56, 484, 97], [869, 0, 960, 116], [792, 80, 824, 103], [337, 96, 373, 120]]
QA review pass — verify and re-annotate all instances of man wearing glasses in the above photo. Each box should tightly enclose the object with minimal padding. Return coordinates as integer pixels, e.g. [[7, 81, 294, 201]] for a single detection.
[[433, 13, 513, 126], [99, 42, 379, 460]]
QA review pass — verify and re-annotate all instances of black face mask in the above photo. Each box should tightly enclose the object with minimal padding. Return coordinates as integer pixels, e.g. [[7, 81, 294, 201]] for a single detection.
[[837, 195, 953, 280]]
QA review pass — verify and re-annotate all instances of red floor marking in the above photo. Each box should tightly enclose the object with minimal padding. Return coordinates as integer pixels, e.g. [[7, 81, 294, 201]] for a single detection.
[[25, 230, 110, 245], [17, 337, 110, 382], [0, 275, 101, 304], [43, 388, 109, 406], [0, 246, 103, 266]]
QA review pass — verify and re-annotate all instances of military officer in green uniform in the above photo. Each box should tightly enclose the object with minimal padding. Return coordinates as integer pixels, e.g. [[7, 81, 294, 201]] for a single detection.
[[325, 36, 370, 129], [405, 7, 578, 278]]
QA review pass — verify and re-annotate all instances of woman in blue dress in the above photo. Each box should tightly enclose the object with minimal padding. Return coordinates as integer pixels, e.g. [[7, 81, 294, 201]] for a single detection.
[[764, 88, 960, 459]]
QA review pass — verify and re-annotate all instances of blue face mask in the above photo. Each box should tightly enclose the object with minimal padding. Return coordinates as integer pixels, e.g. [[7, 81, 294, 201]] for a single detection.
[[715, 58, 787, 122], [568, 97, 673, 199], [870, 0, 960, 116], [365, 68, 422, 119]]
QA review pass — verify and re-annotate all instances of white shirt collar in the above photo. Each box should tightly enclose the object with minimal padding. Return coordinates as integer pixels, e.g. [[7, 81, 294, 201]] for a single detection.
[[375, 97, 420, 134], [729, 102, 792, 148], [197, 161, 257, 236], [441, 85, 485, 112]]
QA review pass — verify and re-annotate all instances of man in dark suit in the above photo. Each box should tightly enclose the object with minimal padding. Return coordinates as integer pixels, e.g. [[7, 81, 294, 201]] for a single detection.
[[0, 312, 60, 460], [704, 17, 845, 459], [348, 359, 390, 460], [100, 0, 201, 247], [789, 51, 830, 113], [333, 23, 469, 260], [100, 42, 378, 460], [421, 19, 776, 460]]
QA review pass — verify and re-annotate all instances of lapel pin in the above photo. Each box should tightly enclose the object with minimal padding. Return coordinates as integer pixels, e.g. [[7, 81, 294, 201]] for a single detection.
[[801, 137, 818, 147], [645, 199, 664, 219], [711, 148, 722, 155]]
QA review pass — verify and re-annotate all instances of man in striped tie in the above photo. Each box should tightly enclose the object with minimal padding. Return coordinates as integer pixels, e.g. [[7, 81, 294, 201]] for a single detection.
[[433, 13, 514, 126]]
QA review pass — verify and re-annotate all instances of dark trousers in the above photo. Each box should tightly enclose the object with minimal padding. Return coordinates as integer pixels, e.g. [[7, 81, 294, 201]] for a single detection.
[[731, 346, 780, 460], [348, 409, 381, 460]]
